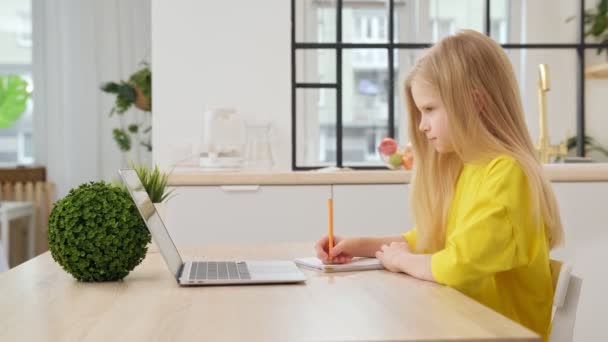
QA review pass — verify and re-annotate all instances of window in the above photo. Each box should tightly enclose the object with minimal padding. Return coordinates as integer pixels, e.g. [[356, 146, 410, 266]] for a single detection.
[[292, 0, 591, 169], [0, 0, 33, 166]]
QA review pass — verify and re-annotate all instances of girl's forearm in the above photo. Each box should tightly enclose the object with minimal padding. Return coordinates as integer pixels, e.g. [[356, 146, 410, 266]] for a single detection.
[[351, 236, 406, 258], [398, 253, 436, 282]]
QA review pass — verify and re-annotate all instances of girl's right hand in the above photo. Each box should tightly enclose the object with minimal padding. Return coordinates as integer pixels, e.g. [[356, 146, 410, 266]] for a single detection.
[[314, 235, 354, 264]]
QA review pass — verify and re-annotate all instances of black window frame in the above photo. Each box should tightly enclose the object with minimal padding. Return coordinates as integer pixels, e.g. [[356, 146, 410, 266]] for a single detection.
[[291, 0, 599, 170]]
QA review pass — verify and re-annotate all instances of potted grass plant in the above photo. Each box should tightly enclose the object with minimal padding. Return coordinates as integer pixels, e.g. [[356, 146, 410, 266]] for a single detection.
[[132, 164, 174, 221]]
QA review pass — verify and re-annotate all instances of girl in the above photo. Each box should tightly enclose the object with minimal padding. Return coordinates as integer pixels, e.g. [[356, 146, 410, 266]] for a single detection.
[[315, 29, 563, 341]]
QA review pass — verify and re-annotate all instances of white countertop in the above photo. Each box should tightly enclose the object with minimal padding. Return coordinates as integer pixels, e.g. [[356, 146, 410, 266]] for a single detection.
[[167, 163, 608, 185]]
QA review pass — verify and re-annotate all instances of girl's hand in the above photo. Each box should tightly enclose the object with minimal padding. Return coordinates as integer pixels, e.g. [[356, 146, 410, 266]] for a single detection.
[[314, 235, 354, 264], [375, 241, 411, 273]]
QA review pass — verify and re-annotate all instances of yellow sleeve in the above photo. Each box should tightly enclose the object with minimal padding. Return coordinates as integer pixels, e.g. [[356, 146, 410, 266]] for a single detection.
[[402, 227, 417, 251], [431, 157, 531, 288]]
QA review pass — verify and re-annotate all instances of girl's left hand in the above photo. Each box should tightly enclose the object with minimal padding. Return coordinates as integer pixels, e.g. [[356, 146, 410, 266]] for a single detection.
[[375, 242, 411, 273]]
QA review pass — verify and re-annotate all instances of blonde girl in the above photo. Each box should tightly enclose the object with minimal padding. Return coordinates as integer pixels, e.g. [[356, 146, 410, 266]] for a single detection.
[[315, 29, 563, 341]]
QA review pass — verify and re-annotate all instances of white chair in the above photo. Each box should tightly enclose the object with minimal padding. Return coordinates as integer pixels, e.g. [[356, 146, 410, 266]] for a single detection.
[[550, 259, 583, 342]]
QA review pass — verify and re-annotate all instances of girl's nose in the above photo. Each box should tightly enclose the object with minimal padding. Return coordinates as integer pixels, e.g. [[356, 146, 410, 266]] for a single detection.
[[418, 119, 429, 133]]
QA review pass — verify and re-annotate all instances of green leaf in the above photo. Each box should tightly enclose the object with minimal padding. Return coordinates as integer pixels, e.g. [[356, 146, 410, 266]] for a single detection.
[[140, 140, 152, 152], [131, 164, 173, 203], [100, 82, 121, 94], [128, 124, 139, 133], [128, 66, 151, 99], [113, 128, 131, 152], [0, 75, 30, 128], [601, 0, 608, 14], [591, 15, 607, 36]]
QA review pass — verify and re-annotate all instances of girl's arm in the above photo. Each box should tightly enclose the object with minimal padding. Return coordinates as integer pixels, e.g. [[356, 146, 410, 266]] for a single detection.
[[375, 242, 436, 282], [397, 253, 435, 282], [348, 236, 409, 258], [316, 235, 408, 263]]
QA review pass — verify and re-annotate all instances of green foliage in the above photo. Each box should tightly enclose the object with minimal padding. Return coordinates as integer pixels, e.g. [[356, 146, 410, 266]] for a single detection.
[[48, 182, 151, 282], [129, 65, 151, 100], [566, 135, 608, 156], [100, 81, 136, 115], [113, 128, 131, 152], [0, 75, 30, 128], [568, 0, 608, 55], [132, 164, 174, 203], [100, 64, 152, 152]]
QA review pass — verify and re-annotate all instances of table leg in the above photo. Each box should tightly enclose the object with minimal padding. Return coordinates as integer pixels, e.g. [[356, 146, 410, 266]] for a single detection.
[[27, 208, 35, 259], [1, 214, 9, 265]]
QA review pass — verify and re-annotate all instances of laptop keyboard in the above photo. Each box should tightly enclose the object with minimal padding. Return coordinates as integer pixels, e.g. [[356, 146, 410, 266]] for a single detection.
[[188, 261, 251, 281]]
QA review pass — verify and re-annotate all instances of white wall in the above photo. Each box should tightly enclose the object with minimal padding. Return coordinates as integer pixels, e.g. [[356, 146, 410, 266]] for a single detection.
[[152, 0, 291, 170], [152, 0, 608, 170]]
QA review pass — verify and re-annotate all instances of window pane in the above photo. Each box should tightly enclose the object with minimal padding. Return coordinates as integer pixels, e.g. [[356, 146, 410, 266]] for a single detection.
[[0, 69, 33, 165], [296, 88, 337, 167], [296, 49, 336, 84], [584, 0, 608, 44], [394, 49, 426, 146], [0, 134, 18, 164], [0, 0, 31, 64], [495, 0, 579, 44], [342, 49, 391, 166], [0, 0, 32, 166], [395, 0, 485, 43], [343, 1, 389, 44], [585, 49, 608, 162], [296, 0, 336, 43]]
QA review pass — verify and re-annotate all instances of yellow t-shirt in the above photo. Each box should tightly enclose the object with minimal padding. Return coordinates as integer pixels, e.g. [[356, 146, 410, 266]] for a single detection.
[[403, 155, 553, 341]]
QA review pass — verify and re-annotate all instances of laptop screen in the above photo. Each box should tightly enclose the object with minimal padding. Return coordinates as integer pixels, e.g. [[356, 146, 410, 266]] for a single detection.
[[119, 169, 183, 279]]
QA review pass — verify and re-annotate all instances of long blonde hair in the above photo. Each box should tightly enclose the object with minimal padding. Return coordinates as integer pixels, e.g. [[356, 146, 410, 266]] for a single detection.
[[404, 30, 564, 252]]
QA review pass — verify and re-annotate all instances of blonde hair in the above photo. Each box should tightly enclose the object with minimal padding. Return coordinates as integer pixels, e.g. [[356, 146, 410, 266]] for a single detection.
[[404, 30, 564, 252]]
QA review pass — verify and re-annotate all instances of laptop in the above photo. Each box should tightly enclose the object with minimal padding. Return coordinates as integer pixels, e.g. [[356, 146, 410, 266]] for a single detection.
[[118, 169, 307, 286]]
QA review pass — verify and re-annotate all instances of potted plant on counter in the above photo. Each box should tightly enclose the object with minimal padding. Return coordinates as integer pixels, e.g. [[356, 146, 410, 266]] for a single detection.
[[132, 164, 174, 221], [101, 63, 152, 153]]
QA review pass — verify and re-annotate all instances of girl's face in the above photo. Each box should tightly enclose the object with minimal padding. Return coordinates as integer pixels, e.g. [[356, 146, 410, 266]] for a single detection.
[[411, 79, 454, 153]]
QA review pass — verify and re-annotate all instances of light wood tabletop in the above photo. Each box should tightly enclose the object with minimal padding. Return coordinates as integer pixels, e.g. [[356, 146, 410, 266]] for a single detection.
[[0, 242, 540, 342]]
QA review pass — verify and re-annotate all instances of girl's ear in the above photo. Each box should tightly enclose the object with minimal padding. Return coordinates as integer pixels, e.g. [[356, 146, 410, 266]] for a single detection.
[[472, 89, 485, 113]]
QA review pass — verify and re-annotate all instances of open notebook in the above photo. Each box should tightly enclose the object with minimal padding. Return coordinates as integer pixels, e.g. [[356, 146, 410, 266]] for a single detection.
[[294, 257, 384, 273]]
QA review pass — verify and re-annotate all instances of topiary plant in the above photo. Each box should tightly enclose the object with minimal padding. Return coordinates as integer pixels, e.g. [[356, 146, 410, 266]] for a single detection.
[[48, 181, 151, 282]]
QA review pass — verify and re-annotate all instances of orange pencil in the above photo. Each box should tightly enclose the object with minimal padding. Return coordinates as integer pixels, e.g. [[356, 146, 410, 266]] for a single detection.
[[328, 195, 334, 260]]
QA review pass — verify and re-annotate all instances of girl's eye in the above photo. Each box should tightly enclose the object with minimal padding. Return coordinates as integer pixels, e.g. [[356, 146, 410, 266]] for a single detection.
[[423, 106, 433, 113]]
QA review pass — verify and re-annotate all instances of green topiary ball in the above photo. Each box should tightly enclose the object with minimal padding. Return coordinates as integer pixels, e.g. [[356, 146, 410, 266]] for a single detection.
[[48, 181, 151, 281]]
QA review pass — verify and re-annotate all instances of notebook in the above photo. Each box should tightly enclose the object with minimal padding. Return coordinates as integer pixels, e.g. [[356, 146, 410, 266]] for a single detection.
[[294, 257, 384, 273]]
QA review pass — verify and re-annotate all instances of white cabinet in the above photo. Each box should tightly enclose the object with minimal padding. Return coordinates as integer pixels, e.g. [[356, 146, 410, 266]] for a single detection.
[[333, 184, 413, 237], [550, 182, 608, 342], [165, 184, 414, 246], [165, 185, 331, 245]]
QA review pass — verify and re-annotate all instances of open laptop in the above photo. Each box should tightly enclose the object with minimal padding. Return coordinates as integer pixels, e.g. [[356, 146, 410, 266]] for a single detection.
[[118, 169, 307, 286]]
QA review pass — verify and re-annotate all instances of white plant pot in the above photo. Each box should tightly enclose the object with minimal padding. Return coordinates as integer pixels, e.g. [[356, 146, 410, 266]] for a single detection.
[[153, 202, 167, 222]]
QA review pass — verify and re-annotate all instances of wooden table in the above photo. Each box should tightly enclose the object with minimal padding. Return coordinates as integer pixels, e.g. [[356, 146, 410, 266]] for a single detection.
[[0, 242, 540, 341]]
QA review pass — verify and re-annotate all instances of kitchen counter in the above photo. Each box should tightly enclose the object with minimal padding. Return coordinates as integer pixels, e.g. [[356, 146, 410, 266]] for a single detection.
[[168, 163, 608, 185]]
